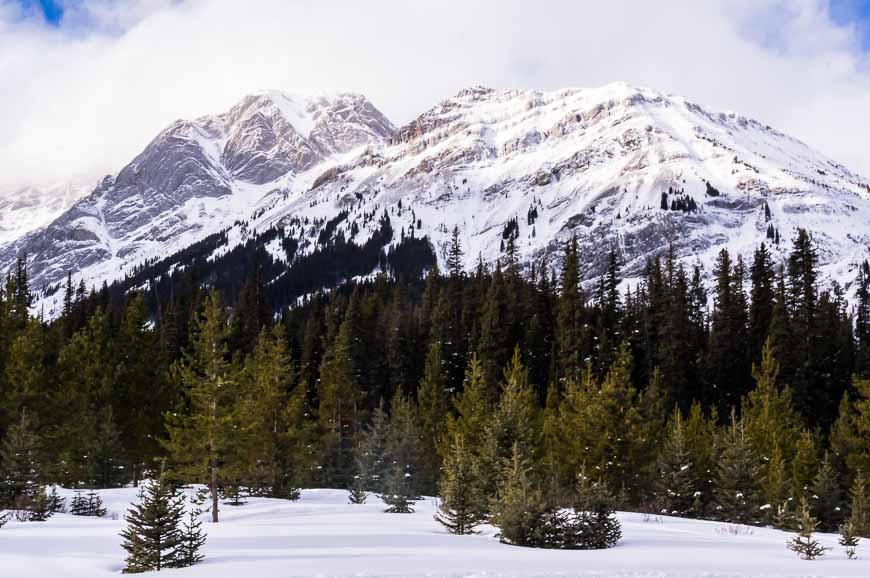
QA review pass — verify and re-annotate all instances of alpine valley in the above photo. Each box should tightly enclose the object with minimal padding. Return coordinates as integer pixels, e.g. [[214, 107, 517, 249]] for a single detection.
[[2, 82, 869, 317]]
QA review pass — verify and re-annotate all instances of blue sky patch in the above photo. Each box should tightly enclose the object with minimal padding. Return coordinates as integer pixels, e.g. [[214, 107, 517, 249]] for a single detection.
[[17, 0, 63, 25]]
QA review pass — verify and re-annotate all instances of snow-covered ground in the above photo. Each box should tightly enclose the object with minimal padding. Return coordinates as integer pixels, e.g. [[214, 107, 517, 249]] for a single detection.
[[0, 487, 866, 577]]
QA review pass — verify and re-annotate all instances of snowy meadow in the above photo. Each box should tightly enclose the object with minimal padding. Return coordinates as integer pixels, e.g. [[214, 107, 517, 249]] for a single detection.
[[0, 487, 867, 578]]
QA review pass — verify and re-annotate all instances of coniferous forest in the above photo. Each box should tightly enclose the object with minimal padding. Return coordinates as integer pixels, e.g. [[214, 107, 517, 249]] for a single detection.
[[2, 227, 870, 551]]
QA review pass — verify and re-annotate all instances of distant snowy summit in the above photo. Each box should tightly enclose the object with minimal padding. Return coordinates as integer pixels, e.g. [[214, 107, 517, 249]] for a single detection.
[[2, 82, 869, 316]]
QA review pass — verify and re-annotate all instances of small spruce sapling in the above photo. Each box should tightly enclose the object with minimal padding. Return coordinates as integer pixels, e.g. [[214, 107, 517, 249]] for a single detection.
[[570, 467, 622, 549], [47, 487, 65, 513], [839, 519, 859, 560], [847, 470, 868, 537], [27, 485, 53, 522], [87, 490, 107, 517], [177, 500, 206, 568], [70, 490, 88, 516], [787, 498, 828, 560], [348, 474, 368, 505], [381, 464, 415, 513], [119, 478, 185, 573]]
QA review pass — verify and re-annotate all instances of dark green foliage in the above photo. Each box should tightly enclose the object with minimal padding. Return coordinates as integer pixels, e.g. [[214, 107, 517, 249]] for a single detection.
[[71, 490, 106, 517], [654, 409, 697, 517], [839, 519, 860, 559], [47, 486, 65, 513], [490, 442, 548, 547], [787, 498, 828, 560], [568, 469, 622, 549], [119, 478, 186, 573], [379, 396, 421, 513], [0, 410, 41, 507], [347, 484, 368, 505], [435, 433, 485, 534], [380, 464, 415, 514], [3, 218, 870, 549], [847, 471, 869, 537], [490, 445, 621, 550], [811, 452, 842, 532], [348, 405, 387, 503], [714, 415, 761, 524], [27, 485, 53, 522], [70, 490, 88, 516], [177, 504, 206, 568]]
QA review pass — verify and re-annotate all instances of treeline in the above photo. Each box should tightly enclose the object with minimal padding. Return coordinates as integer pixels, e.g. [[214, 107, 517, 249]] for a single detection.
[[1, 228, 870, 544]]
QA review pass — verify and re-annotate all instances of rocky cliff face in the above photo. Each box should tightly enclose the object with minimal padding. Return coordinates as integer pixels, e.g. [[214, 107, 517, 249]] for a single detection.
[[0, 91, 395, 297], [3, 83, 869, 316], [0, 183, 91, 246]]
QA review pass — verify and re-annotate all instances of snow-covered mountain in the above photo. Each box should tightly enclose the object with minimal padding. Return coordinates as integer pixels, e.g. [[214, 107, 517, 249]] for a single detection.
[[3, 82, 870, 315], [0, 182, 91, 246]]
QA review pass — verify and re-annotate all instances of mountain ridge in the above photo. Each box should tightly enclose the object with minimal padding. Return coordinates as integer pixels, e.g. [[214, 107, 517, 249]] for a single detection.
[[2, 82, 869, 317]]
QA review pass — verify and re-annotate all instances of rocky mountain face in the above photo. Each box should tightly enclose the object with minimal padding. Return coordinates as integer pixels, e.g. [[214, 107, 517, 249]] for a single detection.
[[0, 183, 91, 246], [2, 82, 869, 316], [0, 91, 395, 299]]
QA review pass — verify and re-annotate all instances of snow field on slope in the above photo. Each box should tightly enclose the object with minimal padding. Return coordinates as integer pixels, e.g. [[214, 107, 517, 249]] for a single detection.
[[0, 487, 867, 577]]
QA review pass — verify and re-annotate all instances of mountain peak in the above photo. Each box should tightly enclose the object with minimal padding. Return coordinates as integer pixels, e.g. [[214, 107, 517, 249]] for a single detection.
[[4, 82, 870, 320]]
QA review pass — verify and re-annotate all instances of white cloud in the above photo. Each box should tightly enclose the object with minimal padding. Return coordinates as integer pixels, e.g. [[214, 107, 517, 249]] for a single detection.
[[0, 0, 868, 190]]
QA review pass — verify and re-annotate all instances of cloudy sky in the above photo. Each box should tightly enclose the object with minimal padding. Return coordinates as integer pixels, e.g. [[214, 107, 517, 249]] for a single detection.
[[1, 0, 870, 190]]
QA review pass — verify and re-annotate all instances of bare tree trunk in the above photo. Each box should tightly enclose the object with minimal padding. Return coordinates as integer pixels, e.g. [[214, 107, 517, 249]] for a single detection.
[[211, 464, 219, 523]]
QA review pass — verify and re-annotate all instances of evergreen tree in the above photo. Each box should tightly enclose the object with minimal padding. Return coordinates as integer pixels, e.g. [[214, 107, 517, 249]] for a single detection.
[[786, 229, 821, 420], [714, 414, 762, 525], [446, 226, 464, 278], [654, 408, 697, 517], [490, 442, 548, 547], [811, 451, 842, 532], [0, 409, 40, 507], [479, 348, 539, 501], [435, 433, 485, 535], [846, 470, 868, 537], [119, 478, 185, 573], [749, 243, 775, 362], [163, 291, 238, 523], [47, 486, 65, 514], [318, 292, 366, 486], [791, 430, 819, 500], [707, 249, 750, 412], [763, 443, 793, 528], [3, 321, 49, 421], [683, 401, 718, 516], [845, 377, 870, 477], [114, 294, 171, 485], [555, 345, 649, 500], [177, 503, 206, 568], [787, 498, 827, 560], [556, 237, 584, 383], [87, 490, 107, 517], [70, 490, 88, 516], [350, 403, 390, 501], [380, 395, 421, 513], [27, 485, 53, 522], [742, 338, 802, 463], [72, 489, 107, 517], [477, 263, 515, 387], [236, 327, 309, 499], [416, 341, 448, 494], [856, 261, 870, 376], [569, 467, 622, 549], [229, 259, 273, 356], [86, 407, 126, 489], [839, 518, 860, 559]]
